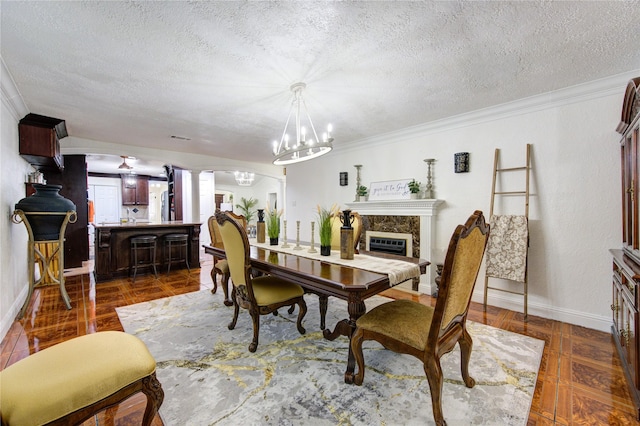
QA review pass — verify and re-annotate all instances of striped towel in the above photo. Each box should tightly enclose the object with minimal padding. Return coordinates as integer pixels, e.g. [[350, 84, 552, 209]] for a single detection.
[[485, 215, 528, 282]]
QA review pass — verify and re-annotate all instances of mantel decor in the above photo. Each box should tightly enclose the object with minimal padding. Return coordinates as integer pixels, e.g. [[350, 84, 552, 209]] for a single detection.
[[368, 179, 412, 201]]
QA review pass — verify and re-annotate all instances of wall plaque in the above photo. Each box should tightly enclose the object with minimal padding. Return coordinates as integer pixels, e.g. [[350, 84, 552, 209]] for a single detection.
[[368, 179, 412, 201]]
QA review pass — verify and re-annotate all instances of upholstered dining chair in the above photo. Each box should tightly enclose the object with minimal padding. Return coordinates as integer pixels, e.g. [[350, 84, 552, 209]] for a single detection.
[[215, 210, 307, 352], [208, 213, 232, 306], [350, 210, 490, 426]]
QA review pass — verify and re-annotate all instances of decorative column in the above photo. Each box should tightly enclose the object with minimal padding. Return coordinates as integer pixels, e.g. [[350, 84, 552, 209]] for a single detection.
[[354, 164, 362, 202]]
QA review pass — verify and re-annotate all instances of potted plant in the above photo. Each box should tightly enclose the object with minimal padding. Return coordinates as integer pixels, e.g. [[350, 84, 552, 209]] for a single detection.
[[317, 204, 340, 255], [265, 205, 282, 245], [408, 179, 421, 199], [235, 197, 258, 225], [356, 185, 368, 202]]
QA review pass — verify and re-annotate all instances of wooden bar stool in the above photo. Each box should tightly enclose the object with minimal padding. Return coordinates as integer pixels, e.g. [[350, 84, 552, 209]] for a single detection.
[[164, 233, 190, 273], [0, 331, 164, 426], [130, 235, 158, 282]]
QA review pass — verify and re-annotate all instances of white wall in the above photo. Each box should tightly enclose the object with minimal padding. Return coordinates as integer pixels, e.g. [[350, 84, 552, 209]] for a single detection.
[[1, 59, 33, 338], [284, 72, 638, 332]]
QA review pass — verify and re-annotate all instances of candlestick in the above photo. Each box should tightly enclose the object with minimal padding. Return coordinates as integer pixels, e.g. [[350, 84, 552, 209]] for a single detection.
[[294, 220, 302, 250], [424, 158, 435, 199], [281, 220, 290, 248], [308, 221, 317, 253], [354, 164, 362, 201]]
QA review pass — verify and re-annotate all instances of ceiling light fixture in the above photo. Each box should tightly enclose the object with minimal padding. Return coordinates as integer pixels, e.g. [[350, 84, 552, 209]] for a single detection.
[[234, 171, 255, 186], [272, 82, 333, 165], [118, 156, 133, 170]]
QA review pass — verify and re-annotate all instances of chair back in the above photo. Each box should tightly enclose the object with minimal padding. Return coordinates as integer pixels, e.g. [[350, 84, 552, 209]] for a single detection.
[[429, 211, 490, 343], [330, 211, 363, 252], [208, 213, 223, 245], [227, 210, 248, 231], [215, 211, 252, 292]]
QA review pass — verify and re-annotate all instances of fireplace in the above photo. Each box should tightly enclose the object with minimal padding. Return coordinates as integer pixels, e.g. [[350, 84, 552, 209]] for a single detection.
[[346, 199, 443, 294], [366, 231, 413, 257]]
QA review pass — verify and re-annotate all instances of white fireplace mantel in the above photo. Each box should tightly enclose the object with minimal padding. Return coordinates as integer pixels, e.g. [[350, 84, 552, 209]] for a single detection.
[[346, 199, 444, 294]]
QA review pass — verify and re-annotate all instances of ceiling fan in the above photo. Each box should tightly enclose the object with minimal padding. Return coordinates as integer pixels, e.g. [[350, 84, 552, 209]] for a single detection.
[[118, 155, 133, 170]]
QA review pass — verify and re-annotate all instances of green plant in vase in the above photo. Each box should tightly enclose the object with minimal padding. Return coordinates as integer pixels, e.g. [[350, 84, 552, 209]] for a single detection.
[[408, 179, 421, 198], [265, 205, 282, 245], [317, 204, 340, 255], [235, 196, 258, 224], [356, 185, 368, 201]]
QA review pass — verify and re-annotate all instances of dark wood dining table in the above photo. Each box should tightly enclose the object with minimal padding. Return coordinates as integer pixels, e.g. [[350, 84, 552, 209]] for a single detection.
[[204, 242, 429, 383]]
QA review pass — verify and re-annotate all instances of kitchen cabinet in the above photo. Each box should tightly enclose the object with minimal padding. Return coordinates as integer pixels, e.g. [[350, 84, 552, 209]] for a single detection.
[[121, 175, 149, 205]]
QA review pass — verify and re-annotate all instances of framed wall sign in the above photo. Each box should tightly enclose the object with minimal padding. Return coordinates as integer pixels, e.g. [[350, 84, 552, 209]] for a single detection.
[[368, 179, 412, 200]]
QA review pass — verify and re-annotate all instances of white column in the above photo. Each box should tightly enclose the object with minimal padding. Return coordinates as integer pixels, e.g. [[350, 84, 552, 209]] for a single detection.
[[190, 170, 201, 223]]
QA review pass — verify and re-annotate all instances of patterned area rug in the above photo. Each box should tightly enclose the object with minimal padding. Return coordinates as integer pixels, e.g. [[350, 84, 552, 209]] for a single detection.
[[116, 290, 544, 425]]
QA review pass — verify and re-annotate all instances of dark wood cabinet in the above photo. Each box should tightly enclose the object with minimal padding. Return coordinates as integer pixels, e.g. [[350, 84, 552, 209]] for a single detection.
[[121, 175, 149, 205], [613, 77, 640, 419], [164, 165, 182, 221], [43, 154, 89, 269], [19, 113, 67, 172]]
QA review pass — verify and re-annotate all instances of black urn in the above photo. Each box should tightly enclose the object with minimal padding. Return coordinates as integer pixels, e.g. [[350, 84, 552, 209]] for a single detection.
[[15, 184, 76, 241]]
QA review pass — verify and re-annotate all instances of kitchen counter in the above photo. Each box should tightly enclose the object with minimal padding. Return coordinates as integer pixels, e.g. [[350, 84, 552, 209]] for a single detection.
[[94, 221, 201, 281]]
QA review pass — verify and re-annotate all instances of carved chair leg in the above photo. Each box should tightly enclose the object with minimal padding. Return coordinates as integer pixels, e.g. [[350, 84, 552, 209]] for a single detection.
[[459, 328, 476, 388], [210, 268, 218, 294], [228, 289, 239, 330], [222, 272, 233, 306], [318, 295, 328, 330], [249, 309, 260, 352], [295, 297, 307, 335], [140, 372, 165, 426], [350, 328, 366, 386], [424, 356, 446, 426]]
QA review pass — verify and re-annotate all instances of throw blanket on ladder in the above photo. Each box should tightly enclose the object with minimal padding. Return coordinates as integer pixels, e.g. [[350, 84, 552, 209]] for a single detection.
[[485, 215, 528, 282]]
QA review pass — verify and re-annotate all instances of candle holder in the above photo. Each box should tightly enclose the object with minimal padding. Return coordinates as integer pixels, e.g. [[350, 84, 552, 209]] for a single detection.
[[354, 164, 362, 202], [424, 158, 435, 199], [308, 222, 318, 253], [294, 221, 302, 250], [281, 220, 290, 248]]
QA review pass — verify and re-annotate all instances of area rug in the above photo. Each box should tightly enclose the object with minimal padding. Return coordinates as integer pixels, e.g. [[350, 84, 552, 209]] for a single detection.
[[116, 290, 544, 425]]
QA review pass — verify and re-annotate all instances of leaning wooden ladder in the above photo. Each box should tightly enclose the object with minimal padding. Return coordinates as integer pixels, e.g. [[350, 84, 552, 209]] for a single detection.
[[483, 144, 531, 320]]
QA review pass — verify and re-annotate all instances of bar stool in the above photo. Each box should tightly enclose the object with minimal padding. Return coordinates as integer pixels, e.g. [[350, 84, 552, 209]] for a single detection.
[[164, 233, 190, 273], [130, 235, 158, 282]]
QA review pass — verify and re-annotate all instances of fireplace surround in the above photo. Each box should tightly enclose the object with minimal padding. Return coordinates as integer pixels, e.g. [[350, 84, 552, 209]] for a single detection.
[[346, 199, 443, 293]]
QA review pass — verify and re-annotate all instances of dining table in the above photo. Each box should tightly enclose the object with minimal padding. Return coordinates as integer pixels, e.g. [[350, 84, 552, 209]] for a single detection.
[[204, 240, 429, 383]]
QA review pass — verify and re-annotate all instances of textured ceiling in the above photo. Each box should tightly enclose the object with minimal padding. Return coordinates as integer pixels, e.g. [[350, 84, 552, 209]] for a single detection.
[[2, 1, 640, 170]]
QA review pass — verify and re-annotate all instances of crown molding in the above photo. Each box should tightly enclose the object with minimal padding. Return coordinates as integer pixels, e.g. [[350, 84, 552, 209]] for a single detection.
[[0, 56, 28, 121]]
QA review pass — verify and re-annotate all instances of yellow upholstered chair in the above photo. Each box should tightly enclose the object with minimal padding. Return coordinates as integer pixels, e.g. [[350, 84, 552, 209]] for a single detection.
[[350, 210, 490, 426], [0, 331, 163, 426], [216, 210, 307, 352], [208, 211, 248, 306]]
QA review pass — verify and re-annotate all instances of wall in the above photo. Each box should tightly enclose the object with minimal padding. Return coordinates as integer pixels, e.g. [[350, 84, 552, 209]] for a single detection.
[[1, 59, 33, 337], [284, 72, 639, 332]]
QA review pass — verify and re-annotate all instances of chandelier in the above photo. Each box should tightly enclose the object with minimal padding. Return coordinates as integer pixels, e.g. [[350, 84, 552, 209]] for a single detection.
[[234, 171, 255, 186], [272, 82, 333, 165]]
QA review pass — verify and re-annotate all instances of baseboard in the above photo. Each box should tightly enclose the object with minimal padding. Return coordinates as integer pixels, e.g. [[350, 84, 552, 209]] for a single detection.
[[473, 290, 611, 333], [0, 285, 28, 344]]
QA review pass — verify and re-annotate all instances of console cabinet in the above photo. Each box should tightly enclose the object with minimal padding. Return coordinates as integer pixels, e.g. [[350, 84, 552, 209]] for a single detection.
[[613, 77, 640, 419]]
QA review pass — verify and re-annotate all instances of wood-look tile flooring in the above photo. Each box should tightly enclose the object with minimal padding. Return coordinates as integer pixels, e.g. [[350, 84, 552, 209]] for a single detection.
[[1, 260, 637, 425]]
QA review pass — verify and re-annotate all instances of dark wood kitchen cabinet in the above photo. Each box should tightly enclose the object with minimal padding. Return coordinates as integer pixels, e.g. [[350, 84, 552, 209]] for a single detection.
[[121, 175, 149, 205]]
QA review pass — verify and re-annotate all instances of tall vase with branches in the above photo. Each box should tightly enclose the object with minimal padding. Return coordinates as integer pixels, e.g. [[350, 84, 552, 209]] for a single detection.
[[317, 204, 340, 256]]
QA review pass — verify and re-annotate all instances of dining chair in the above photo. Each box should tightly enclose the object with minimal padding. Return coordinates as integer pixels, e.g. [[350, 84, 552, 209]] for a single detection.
[[350, 210, 490, 426], [208, 213, 232, 306], [215, 210, 307, 352]]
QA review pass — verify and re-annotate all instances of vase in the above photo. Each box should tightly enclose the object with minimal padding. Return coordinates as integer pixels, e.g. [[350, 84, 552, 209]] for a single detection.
[[15, 184, 76, 241], [320, 245, 331, 256], [270, 237, 279, 246]]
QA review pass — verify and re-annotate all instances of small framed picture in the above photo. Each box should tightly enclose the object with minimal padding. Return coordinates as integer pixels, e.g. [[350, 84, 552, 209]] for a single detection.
[[454, 152, 469, 173], [339, 172, 348, 186]]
